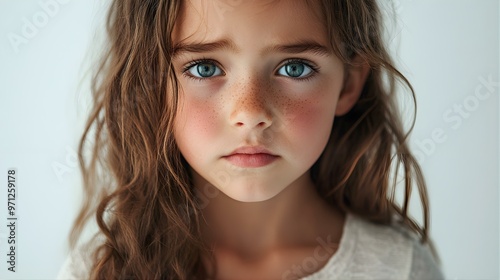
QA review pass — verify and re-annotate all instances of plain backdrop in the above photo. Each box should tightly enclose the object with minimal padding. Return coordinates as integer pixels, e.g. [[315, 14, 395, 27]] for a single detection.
[[0, 0, 498, 279]]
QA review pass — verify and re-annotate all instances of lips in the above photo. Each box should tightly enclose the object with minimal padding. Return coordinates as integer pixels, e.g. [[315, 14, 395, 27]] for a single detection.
[[223, 146, 279, 168]]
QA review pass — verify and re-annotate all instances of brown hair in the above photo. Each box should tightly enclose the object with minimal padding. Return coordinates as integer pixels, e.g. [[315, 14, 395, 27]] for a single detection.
[[70, 0, 440, 278]]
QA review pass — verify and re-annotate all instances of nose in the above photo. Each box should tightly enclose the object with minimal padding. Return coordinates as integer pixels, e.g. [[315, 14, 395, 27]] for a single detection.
[[229, 80, 273, 130]]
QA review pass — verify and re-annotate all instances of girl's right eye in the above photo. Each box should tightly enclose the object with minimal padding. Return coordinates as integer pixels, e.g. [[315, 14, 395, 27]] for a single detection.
[[183, 60, 223, 79]]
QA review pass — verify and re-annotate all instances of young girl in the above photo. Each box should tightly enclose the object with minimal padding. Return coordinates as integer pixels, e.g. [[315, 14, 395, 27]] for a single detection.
[[59, 0, 445, 279]]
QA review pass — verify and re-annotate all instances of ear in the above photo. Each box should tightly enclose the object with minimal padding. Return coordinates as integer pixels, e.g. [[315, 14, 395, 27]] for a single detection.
[[335, 55, 371, 116]]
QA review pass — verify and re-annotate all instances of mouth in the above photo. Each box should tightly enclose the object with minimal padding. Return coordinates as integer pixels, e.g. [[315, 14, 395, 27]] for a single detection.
[[223, 146, 279, 168]]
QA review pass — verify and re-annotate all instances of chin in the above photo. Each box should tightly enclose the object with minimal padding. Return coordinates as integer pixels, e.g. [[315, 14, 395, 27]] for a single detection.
[[219, 181, 285, 203]]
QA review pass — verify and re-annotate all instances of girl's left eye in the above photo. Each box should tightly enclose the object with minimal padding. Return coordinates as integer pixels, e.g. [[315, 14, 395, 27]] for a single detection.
[[277, 61, 315, 78], [184, 61, 223, 78]]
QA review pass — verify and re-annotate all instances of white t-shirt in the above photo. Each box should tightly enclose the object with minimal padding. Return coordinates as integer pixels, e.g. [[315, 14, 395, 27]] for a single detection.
[[57, 213, 445, 279], [301, 213, 445, 279]]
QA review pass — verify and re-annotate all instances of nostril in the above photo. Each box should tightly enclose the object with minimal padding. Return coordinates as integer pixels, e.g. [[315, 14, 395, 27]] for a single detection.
[[235, 121, 268, 127]]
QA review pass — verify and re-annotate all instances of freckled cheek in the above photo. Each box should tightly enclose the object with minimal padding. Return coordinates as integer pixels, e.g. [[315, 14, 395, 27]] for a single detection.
[[283, 101, 336, 152]]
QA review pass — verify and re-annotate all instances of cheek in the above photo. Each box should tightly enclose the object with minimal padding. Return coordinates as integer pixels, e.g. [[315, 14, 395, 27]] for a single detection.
[[175, 94, 220, 156], [280, 94, 338, 160], [285, 98, 337, 140], [277, 77, 341, 144]]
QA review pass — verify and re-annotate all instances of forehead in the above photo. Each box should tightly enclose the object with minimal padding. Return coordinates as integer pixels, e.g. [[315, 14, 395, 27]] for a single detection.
[[173, 0, 327, 47]]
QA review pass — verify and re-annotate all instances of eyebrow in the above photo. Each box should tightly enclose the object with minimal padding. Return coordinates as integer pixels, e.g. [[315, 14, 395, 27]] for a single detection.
[[172, 39, 332, 58], [262, 41, 332, 57]]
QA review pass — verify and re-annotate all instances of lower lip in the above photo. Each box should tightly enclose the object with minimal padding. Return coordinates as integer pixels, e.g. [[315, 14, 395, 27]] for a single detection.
[[223, 153, 279, 168]]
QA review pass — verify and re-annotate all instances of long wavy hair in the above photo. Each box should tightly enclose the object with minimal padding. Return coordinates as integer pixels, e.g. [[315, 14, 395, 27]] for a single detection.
[[69, 0, 440, 278]]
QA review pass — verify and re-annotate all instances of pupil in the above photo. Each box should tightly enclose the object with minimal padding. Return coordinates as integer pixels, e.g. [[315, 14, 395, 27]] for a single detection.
[[286, 63, 304, 77], [197, 64, 216, 77]]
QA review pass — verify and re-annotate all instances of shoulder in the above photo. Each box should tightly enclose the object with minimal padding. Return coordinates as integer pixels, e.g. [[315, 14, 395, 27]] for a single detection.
[[347, 213, 445, 279], [407, 236, 446, 280], [57, 249, 93, 279], [343, 214, 414, 277], [302, 213, 445, 279], [56, 237, 104, 280]]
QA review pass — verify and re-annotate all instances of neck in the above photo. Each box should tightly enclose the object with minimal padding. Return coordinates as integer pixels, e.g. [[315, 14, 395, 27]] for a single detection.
[[193, 170, 345, 260]]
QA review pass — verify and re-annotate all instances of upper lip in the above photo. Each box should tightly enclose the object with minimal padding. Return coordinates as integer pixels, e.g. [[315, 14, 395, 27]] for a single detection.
[[225, 146, 277, 156]]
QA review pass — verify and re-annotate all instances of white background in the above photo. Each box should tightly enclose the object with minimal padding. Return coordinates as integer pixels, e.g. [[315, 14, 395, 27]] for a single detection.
[[0, 0, 498, 279]]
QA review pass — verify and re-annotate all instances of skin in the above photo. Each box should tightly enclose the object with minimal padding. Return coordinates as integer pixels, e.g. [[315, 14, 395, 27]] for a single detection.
[[172, 0, 370, 278]]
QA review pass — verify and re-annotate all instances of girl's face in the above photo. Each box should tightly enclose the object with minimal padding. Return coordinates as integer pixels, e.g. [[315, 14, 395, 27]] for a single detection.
[[172, 0, 350, 202]]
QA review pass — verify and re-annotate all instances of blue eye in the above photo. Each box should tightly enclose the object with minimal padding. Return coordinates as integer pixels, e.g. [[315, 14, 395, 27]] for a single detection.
[[185, 61, 223, 78], [277, 61, 314, 78]]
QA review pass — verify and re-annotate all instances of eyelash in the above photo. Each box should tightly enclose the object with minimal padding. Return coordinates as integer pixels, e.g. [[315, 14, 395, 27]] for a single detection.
[[181, 58, 220, 82], [180, 58, 320, 82]]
